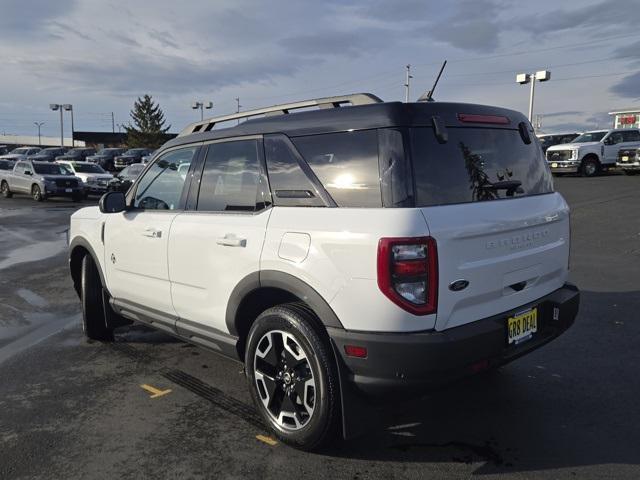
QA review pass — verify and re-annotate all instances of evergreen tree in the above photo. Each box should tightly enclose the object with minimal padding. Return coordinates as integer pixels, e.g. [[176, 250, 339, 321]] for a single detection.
[[125, 95, 171, 148]]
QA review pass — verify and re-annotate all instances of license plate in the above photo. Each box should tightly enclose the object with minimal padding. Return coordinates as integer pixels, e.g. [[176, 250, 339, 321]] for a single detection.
[[507, 308, 538, 345], [621, 156, 629, 162], [65, 188, 72, 193], [551, 162, 558, 168]]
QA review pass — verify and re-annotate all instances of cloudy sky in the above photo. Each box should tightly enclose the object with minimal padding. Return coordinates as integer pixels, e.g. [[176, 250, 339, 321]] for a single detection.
[[1, 0, 640, 138]]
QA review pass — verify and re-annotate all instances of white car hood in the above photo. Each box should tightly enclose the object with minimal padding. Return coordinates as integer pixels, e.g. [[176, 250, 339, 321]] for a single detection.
[[547, 141, 599, 152]]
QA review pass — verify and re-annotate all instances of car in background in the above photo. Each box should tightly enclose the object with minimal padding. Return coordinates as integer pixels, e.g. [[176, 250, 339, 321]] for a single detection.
[[27, 147, 67, 162], [113, 148, 151, 170], [546, 129, 640, 176], [537, 132, 580, 153], [55, 147, 97, 162], [0, 160, 83, 201], [141, 149, 157, 164], [56, 160, 113, 196], [616, 147, 640, 175], [0, 145, 12, 155], [0, 159, 14, 171], [86, 148, 126, 171], [0, 146, 41, 161], [106, 163, 145, 192]]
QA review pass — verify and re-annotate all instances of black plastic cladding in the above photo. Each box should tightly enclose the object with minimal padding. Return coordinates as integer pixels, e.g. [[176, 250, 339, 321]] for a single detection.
[[161, 102, 532, 151]]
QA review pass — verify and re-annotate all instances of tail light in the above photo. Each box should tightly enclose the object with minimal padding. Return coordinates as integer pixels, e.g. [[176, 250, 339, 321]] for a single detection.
[[377, 237, 438, 315]]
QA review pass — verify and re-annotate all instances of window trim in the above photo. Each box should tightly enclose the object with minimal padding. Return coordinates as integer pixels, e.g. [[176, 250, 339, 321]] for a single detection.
[[191, 135, 273, 215], [126, 143, 202, 212]]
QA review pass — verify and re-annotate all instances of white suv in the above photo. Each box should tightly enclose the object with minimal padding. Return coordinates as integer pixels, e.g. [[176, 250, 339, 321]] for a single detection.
[[68, 94, 580, 450]]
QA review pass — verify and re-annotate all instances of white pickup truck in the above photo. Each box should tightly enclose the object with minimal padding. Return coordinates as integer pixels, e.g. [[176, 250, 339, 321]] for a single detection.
[[546, 128, 640, 176]]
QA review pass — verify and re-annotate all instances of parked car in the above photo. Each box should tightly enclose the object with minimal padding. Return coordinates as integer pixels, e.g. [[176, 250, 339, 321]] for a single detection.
[[113, 148, 151, 170], [68, 93, 579, 450], [0, 159, 14, 171], [0, 145, 12, 155], [1, 160, 83, 201], [86, 148, 126, 171], [0, 146, 41, 161], [106, 163, 145, 193], [27, 147, 67, 162], [616, 147, 640, 175], [55, 147, 97, 162], [56, 160, 113, 196], [546, 129, 640, 176], [141, 150, 157, 164], [537, 132, 580, 153]]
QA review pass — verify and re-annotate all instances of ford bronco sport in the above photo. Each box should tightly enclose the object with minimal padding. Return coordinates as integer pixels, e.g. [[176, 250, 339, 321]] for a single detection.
[[68, 93, 579, 450]]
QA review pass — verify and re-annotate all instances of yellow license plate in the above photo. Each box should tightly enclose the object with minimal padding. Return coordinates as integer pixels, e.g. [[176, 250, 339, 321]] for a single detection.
[[507, 308, 538, 345], [551, 162, 558, 168], [621, 156, 629, 161]]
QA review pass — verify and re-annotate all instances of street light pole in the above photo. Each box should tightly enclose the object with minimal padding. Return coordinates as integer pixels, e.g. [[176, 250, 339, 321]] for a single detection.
[[516, 71, 551, 122], [192, 101, 213, 121], [34, 122, 44, 146], [63, 104, 74, 147], [50, 104, 64, 147]]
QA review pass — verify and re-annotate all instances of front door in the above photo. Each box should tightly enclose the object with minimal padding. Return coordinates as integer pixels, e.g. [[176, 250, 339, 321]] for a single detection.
[[104, 146, 199, 323], [169, 138, 271, 336], [603, 131, 625, 164]]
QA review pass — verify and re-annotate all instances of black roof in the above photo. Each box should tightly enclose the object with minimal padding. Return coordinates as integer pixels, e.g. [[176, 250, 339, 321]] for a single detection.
[[162, 101, 529, 151]]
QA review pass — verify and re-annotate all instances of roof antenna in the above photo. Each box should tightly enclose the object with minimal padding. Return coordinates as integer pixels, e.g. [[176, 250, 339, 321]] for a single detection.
[[418, 60, 447, 102]]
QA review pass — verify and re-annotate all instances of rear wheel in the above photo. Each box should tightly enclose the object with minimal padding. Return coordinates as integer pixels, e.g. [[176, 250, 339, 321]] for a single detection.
[[1, 181, 12, 198], [81, 255, 114, 341], [31, 184, 45, 201], [245, 304, 340, 450], [580, 157, 600, 177]]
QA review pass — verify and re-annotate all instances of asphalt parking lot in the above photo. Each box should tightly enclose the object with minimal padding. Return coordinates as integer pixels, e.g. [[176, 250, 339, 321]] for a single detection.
[[0, 174, 639, 480]]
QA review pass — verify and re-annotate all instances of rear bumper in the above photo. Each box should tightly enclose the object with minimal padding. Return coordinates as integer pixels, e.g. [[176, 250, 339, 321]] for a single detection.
[[329, 283, 579, 396]]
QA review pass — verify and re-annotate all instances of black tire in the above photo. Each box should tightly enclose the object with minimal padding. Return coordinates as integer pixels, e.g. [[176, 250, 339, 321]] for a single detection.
[[1, 181, 12, 198], [245, 303, 340, 450], [31, 184, 45, 202], [580, 157, 600, 177], [80, 255, 114, 341]]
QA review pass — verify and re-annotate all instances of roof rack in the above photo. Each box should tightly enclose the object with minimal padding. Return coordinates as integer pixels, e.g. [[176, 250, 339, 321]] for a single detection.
[[178, 92, 383, 137]]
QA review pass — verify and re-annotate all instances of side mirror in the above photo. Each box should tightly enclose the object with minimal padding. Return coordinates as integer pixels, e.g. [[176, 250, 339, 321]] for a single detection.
[[603, 137, 613, 145], [24, 170, 32, 175], [99, 191, 126, 213]]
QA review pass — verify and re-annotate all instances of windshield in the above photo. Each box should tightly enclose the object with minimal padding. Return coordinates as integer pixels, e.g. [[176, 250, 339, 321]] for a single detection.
[[410, 127, 553, 206], [71, 163, 105, 173], [13, 148, 29, 154], [125, 149, 146, 155], [572, 131, 607, 143], [33, 163, 73, 175]]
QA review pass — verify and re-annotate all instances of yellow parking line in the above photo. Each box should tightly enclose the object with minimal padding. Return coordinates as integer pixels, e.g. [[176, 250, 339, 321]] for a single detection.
[[256, 434, 278, 446], [140, 384, 172, 398]]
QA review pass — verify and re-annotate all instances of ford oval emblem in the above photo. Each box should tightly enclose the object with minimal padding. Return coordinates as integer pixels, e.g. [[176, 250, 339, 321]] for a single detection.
[[449, 279, 469, 291]]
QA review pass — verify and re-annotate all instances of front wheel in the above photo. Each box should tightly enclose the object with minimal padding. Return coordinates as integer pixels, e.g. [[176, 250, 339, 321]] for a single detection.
[[245, 304, 340, 450], [580, 158, 600, 177], [31, 184, 45, 201], [81, 255, 114, 341], [1, 181, 12, 198]]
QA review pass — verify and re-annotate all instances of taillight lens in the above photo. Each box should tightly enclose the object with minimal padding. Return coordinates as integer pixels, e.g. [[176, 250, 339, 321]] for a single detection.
[[377, 237, 438, 315]]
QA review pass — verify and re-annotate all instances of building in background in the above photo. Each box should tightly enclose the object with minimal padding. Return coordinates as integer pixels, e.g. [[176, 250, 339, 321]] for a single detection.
[[609, 108, 640, 129]]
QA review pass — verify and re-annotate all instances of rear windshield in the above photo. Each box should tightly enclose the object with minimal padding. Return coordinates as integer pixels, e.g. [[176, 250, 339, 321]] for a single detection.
[[410, 127, 553, 207]]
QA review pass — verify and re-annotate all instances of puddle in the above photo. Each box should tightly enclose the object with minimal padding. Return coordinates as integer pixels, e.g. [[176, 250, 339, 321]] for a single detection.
[[16, 289, 49, 308], [0, 238, 67, 270]]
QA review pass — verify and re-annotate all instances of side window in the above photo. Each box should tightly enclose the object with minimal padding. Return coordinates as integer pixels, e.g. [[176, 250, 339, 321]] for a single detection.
[[264, 135, 325, 207], [15, 162, 25, 174], [379, 128, 413, 207], [609, 132, 624, 144], [622, 130, 640, 142], [197, 140, 261, 212], [134, 147, 197, 210], [291, 130, 382, 208]]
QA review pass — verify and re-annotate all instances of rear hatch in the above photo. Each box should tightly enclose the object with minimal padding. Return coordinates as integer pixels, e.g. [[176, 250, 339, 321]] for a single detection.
[[408, 110, 570, 331]]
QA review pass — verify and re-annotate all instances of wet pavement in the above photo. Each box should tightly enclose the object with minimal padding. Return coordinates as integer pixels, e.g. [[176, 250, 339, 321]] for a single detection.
[[0, 174, 639, 479]]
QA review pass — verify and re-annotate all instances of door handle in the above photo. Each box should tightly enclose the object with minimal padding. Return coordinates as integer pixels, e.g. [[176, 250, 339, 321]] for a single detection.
[[142, 227, 162, 238], [216, 234, 246, 247]]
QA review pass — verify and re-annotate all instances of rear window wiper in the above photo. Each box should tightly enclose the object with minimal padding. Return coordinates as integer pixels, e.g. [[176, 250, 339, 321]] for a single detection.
[[483, 180, 523, 197]]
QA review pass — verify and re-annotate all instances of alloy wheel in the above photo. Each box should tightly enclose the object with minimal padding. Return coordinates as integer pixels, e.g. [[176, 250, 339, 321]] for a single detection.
[[253, 330, 316, 431]]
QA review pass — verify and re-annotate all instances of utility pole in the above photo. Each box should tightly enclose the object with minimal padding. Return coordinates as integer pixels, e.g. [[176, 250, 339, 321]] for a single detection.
[[404, 64, 413, 103], [111, 112, 115, 133], [34, 122, 44, 146], [516, 71, 551, 122], [235, 97, 241, 125]]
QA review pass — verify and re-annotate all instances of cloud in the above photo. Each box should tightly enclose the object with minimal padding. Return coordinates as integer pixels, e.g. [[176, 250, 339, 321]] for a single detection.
[[609, 72, 640, 100], [279, 29, 389, 57], [0, 0, 75, 38], [542, 110, 583, 118], [147, 30, 179, 49]]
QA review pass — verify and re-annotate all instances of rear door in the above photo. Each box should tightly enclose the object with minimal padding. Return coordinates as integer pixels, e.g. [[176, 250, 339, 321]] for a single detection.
[[169, 137, 271, 336], [409, 125, 569, 331]]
